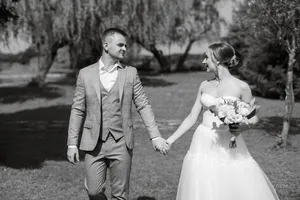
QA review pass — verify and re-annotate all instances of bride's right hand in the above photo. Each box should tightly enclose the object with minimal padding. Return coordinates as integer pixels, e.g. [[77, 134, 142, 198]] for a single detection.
[[248, 115, 258, 125]]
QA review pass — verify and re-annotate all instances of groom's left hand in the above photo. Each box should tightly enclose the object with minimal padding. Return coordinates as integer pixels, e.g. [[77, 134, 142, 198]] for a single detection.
[[151, 137, 169, 155]]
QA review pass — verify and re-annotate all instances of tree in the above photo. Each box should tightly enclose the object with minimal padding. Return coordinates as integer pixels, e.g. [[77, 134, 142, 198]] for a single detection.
[[233, 0, 300, 147], [173, 0, 224, 71], [2, 0, 185, 85], [127, 0, 185, 72], [225, 24, 290, 99], [0, 0, 19, 41], [127, 0, 224, 72]]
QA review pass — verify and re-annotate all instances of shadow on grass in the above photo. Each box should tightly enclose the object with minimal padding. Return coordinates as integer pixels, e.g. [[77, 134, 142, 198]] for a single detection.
[[0, 105, 84, 169], [46, 72, 176, 88], [136, 196, 156, 200], [256, 116, 300, 136], [2, 106, 298, 169], [0, 86, 64, 104], [139, 76, 176, 87]]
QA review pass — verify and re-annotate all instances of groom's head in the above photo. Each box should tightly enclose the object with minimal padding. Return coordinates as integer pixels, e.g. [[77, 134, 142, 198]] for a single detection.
[[102, 28, 128, 60]]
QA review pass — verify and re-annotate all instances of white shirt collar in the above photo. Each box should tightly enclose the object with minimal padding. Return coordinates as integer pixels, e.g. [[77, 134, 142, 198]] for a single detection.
[[99, 58, 122, 72]]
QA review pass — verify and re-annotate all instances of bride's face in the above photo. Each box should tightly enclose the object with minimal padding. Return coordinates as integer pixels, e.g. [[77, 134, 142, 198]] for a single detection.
[[202, 50, 217, 72]]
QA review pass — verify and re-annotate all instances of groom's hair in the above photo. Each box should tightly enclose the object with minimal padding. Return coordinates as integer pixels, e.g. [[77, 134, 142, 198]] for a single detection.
[[102, 28, 127, 41]]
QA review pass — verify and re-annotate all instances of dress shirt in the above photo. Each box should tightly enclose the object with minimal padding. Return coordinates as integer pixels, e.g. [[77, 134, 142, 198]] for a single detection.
[[99, 58, 121, 92]]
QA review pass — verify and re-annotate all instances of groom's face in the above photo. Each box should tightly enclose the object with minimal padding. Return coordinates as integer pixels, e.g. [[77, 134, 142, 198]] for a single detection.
[[104, 33, 127, 60]]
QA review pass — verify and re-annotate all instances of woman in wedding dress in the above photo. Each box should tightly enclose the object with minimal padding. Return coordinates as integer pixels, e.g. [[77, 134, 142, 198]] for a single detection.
[[165, 43, 280, 200]]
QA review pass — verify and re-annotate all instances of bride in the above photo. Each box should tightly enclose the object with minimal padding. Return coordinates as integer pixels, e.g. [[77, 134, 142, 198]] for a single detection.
[[164, 42, 280, 200]]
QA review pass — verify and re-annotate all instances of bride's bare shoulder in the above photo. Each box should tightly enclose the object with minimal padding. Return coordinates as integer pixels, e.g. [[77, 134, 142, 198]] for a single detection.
[[232, 76, 249, 87], [199, 80, 211, 90], [201, 79, 214, 87], [233, 77, 251, 95]]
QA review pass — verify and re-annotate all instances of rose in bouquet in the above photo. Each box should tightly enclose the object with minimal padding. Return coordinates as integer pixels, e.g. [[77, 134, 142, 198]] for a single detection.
[[209, 98, 259, 148]]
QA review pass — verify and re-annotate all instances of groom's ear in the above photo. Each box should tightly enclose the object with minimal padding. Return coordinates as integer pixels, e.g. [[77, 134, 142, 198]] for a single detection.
[[102, 42, 109, 54], [103, 42, 108, 50]]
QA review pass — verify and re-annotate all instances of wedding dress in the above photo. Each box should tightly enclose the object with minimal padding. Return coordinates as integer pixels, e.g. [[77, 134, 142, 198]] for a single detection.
[[176, 93, 280, 200]]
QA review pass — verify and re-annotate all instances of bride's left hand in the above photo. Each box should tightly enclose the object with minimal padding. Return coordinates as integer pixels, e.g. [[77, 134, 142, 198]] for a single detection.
[[159, 138, 173, 154], [159, 143, 171, 155]]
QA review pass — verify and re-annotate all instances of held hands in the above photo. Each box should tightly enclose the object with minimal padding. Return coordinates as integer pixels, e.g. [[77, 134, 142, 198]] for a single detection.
[[152, 137, 171, 155]]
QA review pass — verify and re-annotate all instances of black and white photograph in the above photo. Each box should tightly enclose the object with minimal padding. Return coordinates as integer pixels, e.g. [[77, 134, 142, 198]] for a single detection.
[[0, 0, 299, 199]]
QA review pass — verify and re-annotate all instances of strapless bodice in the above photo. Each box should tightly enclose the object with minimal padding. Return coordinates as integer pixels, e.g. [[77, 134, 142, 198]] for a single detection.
[[200, 93, 240, 129], [200, 93, 240, 108]]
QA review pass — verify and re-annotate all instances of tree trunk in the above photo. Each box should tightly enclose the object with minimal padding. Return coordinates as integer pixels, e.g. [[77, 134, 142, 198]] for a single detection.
[[134, 39, 170, 72], [176, 38, 196, 71], [149, 44, 170, 72], [69, 44, 79, 70], [69, 41, 102, 71], [28, 43, 61, 87], [277, 49, 295, 148]]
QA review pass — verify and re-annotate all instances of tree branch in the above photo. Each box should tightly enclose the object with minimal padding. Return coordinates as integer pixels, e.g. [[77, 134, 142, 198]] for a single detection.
[[260, 1, 284, 41], [286, 39, 292, 53]]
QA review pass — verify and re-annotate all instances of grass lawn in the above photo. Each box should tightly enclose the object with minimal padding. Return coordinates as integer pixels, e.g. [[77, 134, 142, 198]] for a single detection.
[[0, 71, 300, 200]]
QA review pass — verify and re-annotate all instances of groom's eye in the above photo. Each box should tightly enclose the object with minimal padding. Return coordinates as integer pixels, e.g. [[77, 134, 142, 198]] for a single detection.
[[204, 55, 208, 59]]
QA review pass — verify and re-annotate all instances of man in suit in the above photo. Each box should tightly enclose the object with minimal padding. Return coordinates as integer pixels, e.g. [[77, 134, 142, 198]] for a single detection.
[[67, 28, 169, 200]]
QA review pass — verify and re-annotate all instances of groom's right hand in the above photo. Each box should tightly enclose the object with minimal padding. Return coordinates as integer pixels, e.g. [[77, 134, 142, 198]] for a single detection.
[[67, 146, 79, 164]]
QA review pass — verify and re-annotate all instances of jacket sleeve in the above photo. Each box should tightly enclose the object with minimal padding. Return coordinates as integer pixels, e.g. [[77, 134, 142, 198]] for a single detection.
[[132, 68, 161, 139], [67, 70, 86, 146]]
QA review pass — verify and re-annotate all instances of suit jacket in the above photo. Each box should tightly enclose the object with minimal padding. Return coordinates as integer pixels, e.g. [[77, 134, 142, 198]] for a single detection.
[[67, 62, 161, 151]]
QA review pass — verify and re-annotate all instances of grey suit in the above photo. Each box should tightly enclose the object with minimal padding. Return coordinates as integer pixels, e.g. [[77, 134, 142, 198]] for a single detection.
[[67, 62, 161, 199]]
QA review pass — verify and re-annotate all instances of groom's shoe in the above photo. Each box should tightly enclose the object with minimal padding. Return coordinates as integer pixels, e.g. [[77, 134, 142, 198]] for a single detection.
[[88, 193, 108, 200]]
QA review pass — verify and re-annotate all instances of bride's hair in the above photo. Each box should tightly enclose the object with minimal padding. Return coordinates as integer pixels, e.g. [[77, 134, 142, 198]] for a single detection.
[[208, 42, 239, 68]]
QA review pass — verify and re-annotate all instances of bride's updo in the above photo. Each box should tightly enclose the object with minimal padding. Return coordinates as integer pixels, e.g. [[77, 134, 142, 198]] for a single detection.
[[208, 42, 239, 68]]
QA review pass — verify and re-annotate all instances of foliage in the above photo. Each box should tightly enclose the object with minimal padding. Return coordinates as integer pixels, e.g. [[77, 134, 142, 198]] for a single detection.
[[1, 0, 188, 82], [249, 0, 299, 49], [225, 0, 300, 101], [0, 0, 19, 43], [226, 0, 300, 147], [175, 0, 223, 43], [173, 0, 224, 71]]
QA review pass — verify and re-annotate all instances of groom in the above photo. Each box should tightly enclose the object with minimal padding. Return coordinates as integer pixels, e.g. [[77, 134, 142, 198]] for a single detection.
[[67, 28, 168, 200]]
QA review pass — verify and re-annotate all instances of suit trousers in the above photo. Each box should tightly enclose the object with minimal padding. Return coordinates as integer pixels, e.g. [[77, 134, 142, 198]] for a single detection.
[[84, 133, 132, 200]]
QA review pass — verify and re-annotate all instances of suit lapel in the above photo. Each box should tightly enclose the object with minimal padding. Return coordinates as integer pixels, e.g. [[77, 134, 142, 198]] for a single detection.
[[91, 63, 101, 104], [118, 65, 127, 101]]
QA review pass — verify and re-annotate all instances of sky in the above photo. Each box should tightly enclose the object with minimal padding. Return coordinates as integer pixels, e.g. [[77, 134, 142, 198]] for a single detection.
[[0, 0, 239, 55]]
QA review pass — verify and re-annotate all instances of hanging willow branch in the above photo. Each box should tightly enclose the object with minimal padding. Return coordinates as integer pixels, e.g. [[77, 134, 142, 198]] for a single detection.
[[2, 0, 184, 55]]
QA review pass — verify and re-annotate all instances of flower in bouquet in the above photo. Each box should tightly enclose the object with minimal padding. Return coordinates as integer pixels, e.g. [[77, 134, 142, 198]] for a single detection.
[[209, 98, 259, 148], [211, 98, 257, 125]]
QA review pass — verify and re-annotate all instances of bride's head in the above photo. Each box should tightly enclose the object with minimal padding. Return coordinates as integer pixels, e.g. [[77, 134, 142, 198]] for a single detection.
[[202, 42, 239, 72]]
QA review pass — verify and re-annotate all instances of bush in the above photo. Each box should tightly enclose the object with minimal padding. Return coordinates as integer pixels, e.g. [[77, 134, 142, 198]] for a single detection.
[[225, 34, 300, 102]]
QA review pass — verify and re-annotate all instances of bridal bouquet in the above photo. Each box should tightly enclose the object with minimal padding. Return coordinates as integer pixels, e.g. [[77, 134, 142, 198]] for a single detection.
[[209, 98, 259, 148]]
